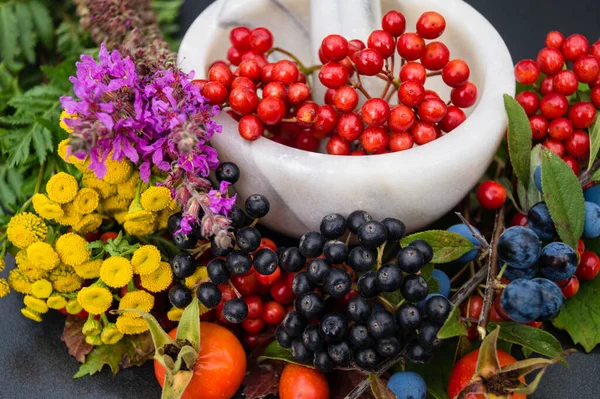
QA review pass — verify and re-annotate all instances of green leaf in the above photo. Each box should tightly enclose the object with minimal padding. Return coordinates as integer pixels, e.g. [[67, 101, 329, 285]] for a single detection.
[[369, 374, 396, 399], [591, 168, 600, 183], [587, 113, 600, 172], [258, 340, 312, 367], [517, 144, 544, 212], [553, 274, 600, 352], [541, 149, 585, 249], [74, 340, 128, 378], [27, 1, 53, 49], [437, 306, 467, 339], [15, 3, 35, 64], [487, 323, 563, 359], [504, 94, 533, 188], [0, 5, 18, 69], [401, 230, 475, 264], [176, 298, 201, 351], [406, 339, 456, 399]]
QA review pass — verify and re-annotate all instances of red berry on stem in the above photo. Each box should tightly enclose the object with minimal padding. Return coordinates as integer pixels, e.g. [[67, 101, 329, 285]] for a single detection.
[[411, 121, 437, 145], [592, 86, 600, 109], [552, 70, 578, 96], [350, 149, 366, 156], [321, 34, 349, 62], [397, 32, 426, 61], [296, 102, 319, 127], [273, 60, 299, 86], [442, 59, 471, 88], [354, 49, 384, 76], [231, 272, 258, 296], [568, 102, 597, 129], [439, 106, 466, 132], [398, 81, 425, 107], [230, 26, 252, 51], [424, 89, 441, 101], [229, 87, 259, 115], [324, 88, 336, 105], [202, 81, 228, 105], [257, 97, 286, 125], [333, 86, 359, 112], [244, 295, 264, 319], [545, 31, 565, 49], [388, 105, 416, 132], [256, 267, 281, 286], [450, 82, 478, 108], [288, 83, 310, 105], [241, 50, 268, 68], [539, 75, 554, 96], [560, 276, 579, 298], [295, 131, 320, 152], [361, 98, 391, 126], [238, 59, 262, 82], [400, 62, 427, 85], [261, 63, 275, 83], [529, 115, 549, 141], [562, 155, 580, 176], [249, 27, 274, 53], [231, 76, 256, 90], [270, 279, 295, 304], [574, 55, 600, 83], [314, 105, 338, 134], [192, 79, 208, 91], [476, 181, 507, 210], [238, 115, 264, 141], [577, 251, 600, 281], [420, 42, 450, 71], [578, 239, 586, 256], [548, 117, 573, 141], [543, 138, 565, 157], [319, 62, 350, 88], [361, 126, 389, 153], [382, 10, 406, 36], [263, 81, 287, 101], [513, 59, 540, 85], [327, 135, 351, 155], [540, 93, 568, 119], [348, 39, 366, 55], [227, 47, 243, 66], [367, 30, 395, 58], [565, 130, 590, 157], [389, 132, 414, 152], [510, 213, 528, 227], [536, 47, 565, 75], [416, 11, 446, 39], [337, 113, 364, 141], [561, 33, 589, 62], [516, 90, 540, 116], [262, 301, 286, 325], [418, 98, 447, 124], [241, 318, 265, 334]]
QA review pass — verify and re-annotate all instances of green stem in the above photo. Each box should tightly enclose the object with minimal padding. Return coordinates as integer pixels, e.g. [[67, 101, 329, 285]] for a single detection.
[[376, 295, 395, 312], [127, 279, 137, 292], [376, 242, 387, 268], [266, 47, 314, 74], [496, 263, 508, 280], [100, 312, 110, 326]]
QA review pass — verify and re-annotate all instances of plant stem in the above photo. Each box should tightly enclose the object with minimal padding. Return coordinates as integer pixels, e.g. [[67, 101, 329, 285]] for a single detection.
[[344, 351, 406, 399], [581, 157, 600, 185], [449, 262, 472, 284], [450, 265, 488, 307], [426, 71, 442, 77], [266, 47, 317, 75]]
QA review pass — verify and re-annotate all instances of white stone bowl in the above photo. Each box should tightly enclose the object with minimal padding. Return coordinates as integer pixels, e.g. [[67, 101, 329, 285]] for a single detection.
[[178, 0, 514, 238]]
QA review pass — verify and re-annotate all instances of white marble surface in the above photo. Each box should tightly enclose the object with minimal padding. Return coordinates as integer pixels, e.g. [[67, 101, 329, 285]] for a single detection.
[[178, 0, 515, 238]]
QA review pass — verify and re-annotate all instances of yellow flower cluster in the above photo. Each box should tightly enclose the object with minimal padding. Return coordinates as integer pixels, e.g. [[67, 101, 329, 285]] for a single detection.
[[7, 212, 47, 249]]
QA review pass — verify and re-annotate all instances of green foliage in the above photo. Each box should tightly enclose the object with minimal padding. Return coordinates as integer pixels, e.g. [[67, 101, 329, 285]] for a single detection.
[[437, 306, 467, 339], [258, 340, 308, 367], [152, 0, 183, 48], [487, 323, 563, 359], [400, 230, 475, 264], [504, 94, 533, 189], [587, 113, 600, 172]]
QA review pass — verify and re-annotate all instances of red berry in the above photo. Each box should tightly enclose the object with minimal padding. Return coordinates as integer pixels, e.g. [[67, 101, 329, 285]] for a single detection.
[[592, 86, 600, 108], [381, 10, 406, 36], [361, 126, 389, 153], [529, 115, 549, 141], [420, 41, 450, 71], [562, 155, 580, 176], [397, 32, 426, 61], [244, 295, 264, 319], [262, 301, 286, 325], [229, 87, 259, 115], [321, 34, 349, 62], [227, 47, 243, 66], [350, 149, 366, 156], [238, 115, 264, 141], [256, 267, 281, 286], [241, 318, 265, 334], [296, 102, 319, 127], [560, 276, 579, 298], [561, 33, 589, 62], [578, 239, 586, 255], [536, 47, 565, 75], [574, 55, 600, 83], [361, 98, 391, 126], [540, 92, 568, 119], [191, 79, 208, 92], [241, 50, 268, 68], [333, 86, 359, 112], [439, 106, 466, 132], [216, 285, 236, 312], [400, 62, 427, 85], [510, 213, 528, 227], [418, 98, 447, 124], [576, 251, 600, 281], [461, 295, 484, 319], [314, 105, 338, 134], [416, 11, 446, 39], [202, 81, 228, 105], [238, 59, 262, 82], [552, 70, 578, 96], [398, 81, 425, 107], [288, 83, 310, 105], [348, 39, 366, 55], [337, 113, 364, 141], [545, 31, 565, 49], [230, 26, 252, 51], [568, 102, 597, 129], [367, 30, 395, 58], [257, 97, 286, 125], [389, 132, 414, 152], [548, 117, 573, 141], [327, 135, 351, 155], [270, 279, 295, 304], [424, 90, 441, 101], [388, 105, 416, 132], [273, 60, 299, 86], [514, 59, 540, 85], [353, 49, 384, 76], [249, 27, 273, 53], [261, 63, 275, 83], [296, 131, 319, 151], [565, 130, 590, 158], [450, 82, 478, 108], [319, 62, 350, 89], [324, 88, 336, 105], [411, 121, 437, 145], [442, 59, 471, 88], [516, 90, 540, 116], [543, 138, 565, 157], [476, 180, 507, 210], [231, 272, 258, 296], [319, 47, 330, 64], [231, 76, 256, 91], [539, 75, 554, 95], [263, 82, 287, 101]]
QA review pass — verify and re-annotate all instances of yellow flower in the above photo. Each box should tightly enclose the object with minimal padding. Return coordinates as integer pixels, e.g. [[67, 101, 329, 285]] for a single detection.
[[59, 110, 77, 133], [7, 212, 47, 249], [49, 264, 83, 293], [55, 202, 82, 227], [119, 290, 155, 318], [131, 245, 161, 275], [15, 251, 47, 280], [125, 208, 155, 224], [21, 308, 42, 322], [73, 188, 100, 214], [82, 319, 103, 336], [73, 259, 102, 279], [0, 259, 5, 273], [65, 298, 83, 315], [31, 279, 53, 299], [103, 156, 133, 185], [55, 233, 91, 266], [8, 269, 31, 294], [124, 219, 156, 236], [113, 211, 128, 225], [167, 307, 184, 322], [85, 335, 103, 346], [117, 171, 140, 200], [46, 172, 79, 204], [101, 196, 130, 213], [156, 209, 172, 231], [73, 214, 103, 234], [100, 256, 133, 288], [141, 186, 172, 212], [32, 194, 64, 220], [168, 199, 180, 212], [27, 242, 60, 270], [24, 295, 49, 314], [140, 262, 173, 293], [116, 315, 149, 335], [77, 286, 113, 315], [47, 294, 67, 310], [82, 173, 116, 199], [0, 278, 9, 298], [184, 266, 208, 289], [101, 323, 124, 345]]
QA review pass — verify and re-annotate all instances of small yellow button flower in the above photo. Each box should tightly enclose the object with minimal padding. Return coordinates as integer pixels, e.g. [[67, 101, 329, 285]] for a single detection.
[[47, 294, 67, 310], [101, 323, 124, 345], [55, 233, 91, 267], [8, 269, 31, 294], [82, 171, 116, 199], [74, 214, 103, 234], [7, 212, 47, 249], [167, 307, 184, 322], [184, 266, 208, 290], [100, 256, 133, 288], [85, 334, 103, 346], [59, 110, 77, 133], [0, 278, 10, 298], [103, 156, 133, 185], [101, 196, 131, 213], [77, 286, 113, 315], [27, 242, 60, 270], [82, 319, 103, 336], [140, 261, 173, 293], [55, 202, 82, 227], [131, 245, 161, 275], [24, 295, 49, 314], [73, 188, 100, 214], [46, 172, 79, 204], [117, 171, 140, 200], [72, 259, 102, 279], [32, 194, 64, 220], [49, 264, 83, 293], [65, 298, 83, 315], [141, 186, 172, 212], [31, 279, 53, 299], [119, 290, 155, 318], [116, 315, 149, 335], [0, 258, 5, 273], [21, 307, 42, 322], [124, 219, 157, 237]]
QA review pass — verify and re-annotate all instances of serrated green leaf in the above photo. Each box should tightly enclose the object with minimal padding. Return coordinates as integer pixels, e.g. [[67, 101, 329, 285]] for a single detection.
[[400, 230, 475, 264], [8, 129, 32, 167], [498, 177, 521, 212], [504, 94, 533, 189], [258, 340, 312, 367], [73, 340, 128, 378], [0, 114, 35, 125], [591, 168, 600, 182], [0, 5, 19, 69], [541, 149, 585, 249], [437, 306, 467, 339], [31, 125, 51, 164], [27, 1, 53, 49], [15, 3, 35, 64], [488, 323, 562, 359], [587, 113, 600, 172]]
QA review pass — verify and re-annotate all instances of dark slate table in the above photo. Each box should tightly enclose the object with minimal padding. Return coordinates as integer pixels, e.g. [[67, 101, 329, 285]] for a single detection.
[[2, 0, 600, 398]]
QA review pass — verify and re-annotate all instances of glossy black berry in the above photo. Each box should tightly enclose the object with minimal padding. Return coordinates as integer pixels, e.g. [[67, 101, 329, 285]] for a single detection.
[[222, 298, 248, 324], [320, 213, 347, 239], [377, 264, 403, 292], [423, 295, 452, 325], [320, 313, 348, 342], [298, 231, 326, 258], [357, 271, 380, 298], [348, 324, 374, 349], [245, 194, 270, 218], [229, 205, 247, 229], [292, 272, 314, 296], [170, 252, 197, 279], [348, 210, 373, 234], [225, 250, 253, 275], [196, 282, 221, 308], [276, 326, 292, 348], [296, 292, 326, 319], [367, 310, 396, 339], [347, 296, 372, 324], [406, 340, 432, 364], [168, 283, 193, 308], [253, 248, 279, 276], [280, 247, 306, 272], [314, 351, 334, 373], [211, 235, 233, 257], [382, 218, 406, 242], [324, 268, 352, 298], [396, 303, 423, 333], [291, 339, 313, 363], [236, 227, 261, 253], [376, 336, 402, 357], [302, 325, 324, 352], [348, 246, 377, 272], [207, 258, 230, 285], [173, 232, 198, 250], [282, 311, 307, 337], [397, 246, 425, 273], [400, 274, 429, 302], [167, 213, 182, 235], [307, 258, 331, 284], [409, 240, 434, 264], [215, 162, 240, 184], [191, 222, 203, 240], [328, 341, 352, 365], [418, 322, 442, 349], [354, 348, 380, 370], [323, 240, 349, 264], [357, 221, 388, 249]]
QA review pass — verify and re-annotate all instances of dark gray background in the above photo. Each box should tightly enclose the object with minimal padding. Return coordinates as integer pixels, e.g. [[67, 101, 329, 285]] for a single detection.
[[1, 0, 600, 398]]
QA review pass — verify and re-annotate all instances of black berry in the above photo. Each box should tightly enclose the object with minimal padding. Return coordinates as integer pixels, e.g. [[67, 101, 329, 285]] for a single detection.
[[296, 292, 325, 319], [406, 340, 432, 364], [376, 336, 402, 357], [354, 348, 380, 370], [280, 247, 306, 272], [168, 283, 193, 308], [367, 310, 396, 339], [423, 295, 452, 325], [357, 271, 380, 298], [229, 205, 247, 229], [323, 240, 349, 264], [377, 264, 404, 292], [245, 194, 270, 218], [173, 232, 198, 250], [327, 341, 352, 365], [397, 246, 425, 273], [348, 246, 377, 272], [347, 324, 374, 349], [400, 274, 429, 302], [302, 325, 324, 352], [225, 250, 253, 275], [170, 252, 197, 279], [196, 282, 221, 308], [291, 339, 313, 363], [292, 272, 315, 296], [396, 303, 423, 333], [320, 313, 348, 342], [299, 231, 326, 258], [282, 311, 307, 337], [418, 322, 442, 349], [348, 210, 373, 234], [253, 248, 279, 275], [215, 162, 240, 184], [236, 226, 261, 253], [357, 221, 388, 249], [167, 213, 182, 235], [276, 326, 293, 348], [314, 351, 334, 373], [307, 258, 331, 284], [211, 235, 233, 257], [320, 213, 347, 239], [207, 258, 230, 285], [409, 240, 434, 264], [324, 268, 352, 298], [222, 298, 248, 324], [347, 296, 372, 324], [382, 218, 406, 242]]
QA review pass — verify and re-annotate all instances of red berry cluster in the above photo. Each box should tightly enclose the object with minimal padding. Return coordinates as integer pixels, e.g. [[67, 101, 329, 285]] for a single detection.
[[514, 32, 600, 176]]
